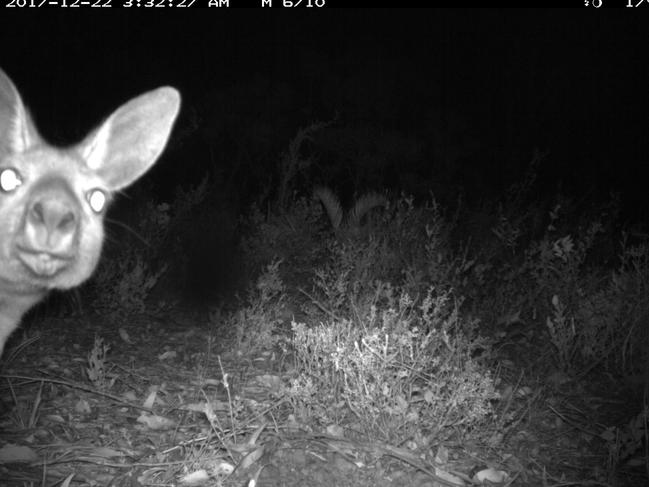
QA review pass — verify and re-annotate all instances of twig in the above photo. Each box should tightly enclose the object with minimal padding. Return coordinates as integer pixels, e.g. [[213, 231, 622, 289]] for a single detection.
[[1, 374, 151, 411], [297, 287, 343, 322]]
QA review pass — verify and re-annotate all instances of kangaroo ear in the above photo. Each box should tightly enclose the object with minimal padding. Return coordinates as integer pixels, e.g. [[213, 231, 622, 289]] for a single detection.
[[0, 69, 40, 155], [78, 87, 181, 191]]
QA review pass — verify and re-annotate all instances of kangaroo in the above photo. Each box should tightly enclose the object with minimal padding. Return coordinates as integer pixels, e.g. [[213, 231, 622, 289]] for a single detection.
[[0, 68, 180, 358]]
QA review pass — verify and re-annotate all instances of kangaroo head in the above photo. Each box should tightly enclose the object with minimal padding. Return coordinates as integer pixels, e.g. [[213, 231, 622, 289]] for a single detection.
[[0, 68, 180, 356]]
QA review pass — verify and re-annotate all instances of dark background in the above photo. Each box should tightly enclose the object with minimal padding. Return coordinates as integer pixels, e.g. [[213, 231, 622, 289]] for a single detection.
[[2, 9, 648, 298], [3, 10, 647, 211]]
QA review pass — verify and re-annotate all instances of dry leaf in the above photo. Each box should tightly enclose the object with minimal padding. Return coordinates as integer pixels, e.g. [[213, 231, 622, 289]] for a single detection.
[[179, 469, 210, 485], [136, 413, 176, 430], [239, 446, 265, 471], [0, 444, 39, 464]]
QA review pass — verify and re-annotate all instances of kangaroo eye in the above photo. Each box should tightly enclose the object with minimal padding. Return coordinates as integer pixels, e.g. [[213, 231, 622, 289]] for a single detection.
[[87, 189, 107, 213], [0, 168, 22, 192]]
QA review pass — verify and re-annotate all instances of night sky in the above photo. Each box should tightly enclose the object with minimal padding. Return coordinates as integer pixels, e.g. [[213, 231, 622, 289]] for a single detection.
[[2, 9, 648, 220]]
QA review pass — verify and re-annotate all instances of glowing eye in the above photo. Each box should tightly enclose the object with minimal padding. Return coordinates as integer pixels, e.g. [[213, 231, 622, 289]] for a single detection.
[[88, 189, 107, 213], [0, 168, 22, 192]]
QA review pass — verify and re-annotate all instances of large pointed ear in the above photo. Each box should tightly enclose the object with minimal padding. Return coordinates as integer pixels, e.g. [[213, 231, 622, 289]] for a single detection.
[[78, 87, 180, 191], [0, 69, 40, 156]]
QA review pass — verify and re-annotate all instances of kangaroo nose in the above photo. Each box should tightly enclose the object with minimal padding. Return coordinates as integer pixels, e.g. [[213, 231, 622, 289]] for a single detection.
[[26, 191, 79, 255]]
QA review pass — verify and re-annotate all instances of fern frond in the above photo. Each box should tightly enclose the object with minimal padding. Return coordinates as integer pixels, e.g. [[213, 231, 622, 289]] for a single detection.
[[314, 186, 344, 230], [346, 192, 387, 228]]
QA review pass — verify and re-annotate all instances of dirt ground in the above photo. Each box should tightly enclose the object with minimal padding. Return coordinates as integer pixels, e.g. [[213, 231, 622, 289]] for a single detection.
[[0, 304, 646, 487]]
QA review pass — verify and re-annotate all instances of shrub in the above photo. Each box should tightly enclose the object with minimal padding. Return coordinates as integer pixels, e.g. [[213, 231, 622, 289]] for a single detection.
[[288, 284, 496, 445], [211, 259, 288, 354]]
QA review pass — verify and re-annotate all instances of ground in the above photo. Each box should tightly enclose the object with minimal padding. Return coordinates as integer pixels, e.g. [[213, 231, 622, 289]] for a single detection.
[[0, 302, 645, 486]]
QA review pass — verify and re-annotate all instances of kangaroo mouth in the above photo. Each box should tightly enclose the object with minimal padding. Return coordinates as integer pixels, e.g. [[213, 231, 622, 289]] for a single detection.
[[16, 247, 72, 278]]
